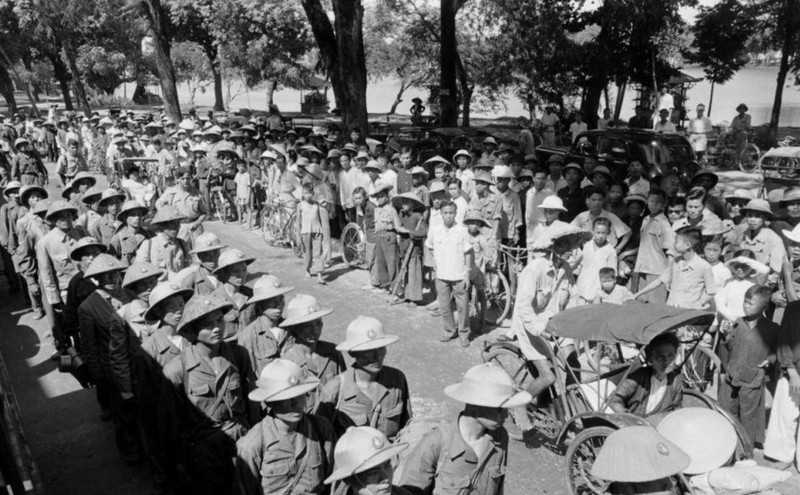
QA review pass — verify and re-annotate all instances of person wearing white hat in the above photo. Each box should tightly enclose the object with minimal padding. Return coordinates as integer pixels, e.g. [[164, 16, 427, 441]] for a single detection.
[[237, 275, 294, 380], [317, 316, 411, 439], [715, 253, 769, 328], [159, 293, 256, 495], [324, 426, 408, 495], [280, 294, 345, 411], [233, 358, 336, 495], [397, 363, 530, 495], [525, 195, 569, 258], [733, 198, 786, 283], [468, 170, 500, 238], [524, 168, 554, 239]]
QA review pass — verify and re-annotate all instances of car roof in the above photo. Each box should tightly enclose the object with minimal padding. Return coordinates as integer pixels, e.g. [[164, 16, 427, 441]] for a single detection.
[[578, 128, 690, 144]]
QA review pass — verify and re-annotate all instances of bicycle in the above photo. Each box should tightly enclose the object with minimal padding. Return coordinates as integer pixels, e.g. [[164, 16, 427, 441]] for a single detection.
[[496, 243, 527, 300], [210, 186, 232, 223], [262, 199, 303, 257], [470, 264, 512, 326], [340, 222, 367, 268], [703, 128, 761, 172]]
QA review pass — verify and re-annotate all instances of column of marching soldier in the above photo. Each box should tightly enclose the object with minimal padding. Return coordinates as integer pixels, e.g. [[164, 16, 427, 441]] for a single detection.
[[0, 173, 520, 495]]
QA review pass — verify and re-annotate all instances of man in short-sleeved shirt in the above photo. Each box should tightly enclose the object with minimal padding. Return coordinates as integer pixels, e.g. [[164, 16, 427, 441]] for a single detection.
[[426, 202, 473, 346], [659, 255, 716, 309]]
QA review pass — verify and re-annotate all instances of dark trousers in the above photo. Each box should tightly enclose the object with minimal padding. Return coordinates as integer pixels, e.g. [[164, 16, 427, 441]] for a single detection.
[[719, 379, 764, 451], [435, 278, 470, 337], [0, 246, 18, 290], [374, 231, 398, 288]]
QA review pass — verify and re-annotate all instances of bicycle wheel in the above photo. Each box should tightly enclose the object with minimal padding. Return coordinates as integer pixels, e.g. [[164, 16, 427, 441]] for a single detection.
[[340, 223, 365, 266], [738, 144, 761, 172], [484, 270, 512, 325], [681, 345, 722, 398]]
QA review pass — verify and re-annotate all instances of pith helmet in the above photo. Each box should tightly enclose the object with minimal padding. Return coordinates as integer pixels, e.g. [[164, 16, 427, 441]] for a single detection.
[[336, 316, 398, 352], [444, 362, 531, 409], [248, 359, 320, 403], [324, 427, 407, 484]]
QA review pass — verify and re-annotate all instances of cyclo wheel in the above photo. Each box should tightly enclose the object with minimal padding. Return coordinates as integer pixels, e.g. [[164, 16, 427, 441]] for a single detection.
[[341, 222, 364, 266], [565, 426, 614, 495], [483, 345, 536, 440], [484, 269, 511, 326], [738, 143, 761, 172]]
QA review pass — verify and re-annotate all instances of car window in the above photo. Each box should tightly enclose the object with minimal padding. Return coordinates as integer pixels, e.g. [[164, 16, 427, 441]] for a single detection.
[[598, 138, 628, 161], [574, 134, 597, 156], [665, 142, 694, 163]]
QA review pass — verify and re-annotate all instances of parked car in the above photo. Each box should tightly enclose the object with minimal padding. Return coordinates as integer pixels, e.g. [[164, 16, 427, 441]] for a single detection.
[[536, 129, 700, 187]]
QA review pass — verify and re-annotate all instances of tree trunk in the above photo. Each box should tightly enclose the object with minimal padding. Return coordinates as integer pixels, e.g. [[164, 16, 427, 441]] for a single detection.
[[388, 80, 408, 115], [60, 39, 91, 117], [461, 85, 473, 128], [613, 81, 626, 122], [581, 78, 606, 129], [440, 0, 458, 127], [264, 80, 275, 107], [47, 52, 74, 110], [707, 80, 715, 117], [769, 48, 790, 144], [301, 0, 368, 133], [211, 63, 224, 112], [141, 0, 182, 123], [0, 64, 17, 115]]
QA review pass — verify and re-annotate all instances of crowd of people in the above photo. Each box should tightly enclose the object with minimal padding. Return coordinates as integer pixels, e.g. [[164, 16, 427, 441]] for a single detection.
[[0, 103, 799, 495]]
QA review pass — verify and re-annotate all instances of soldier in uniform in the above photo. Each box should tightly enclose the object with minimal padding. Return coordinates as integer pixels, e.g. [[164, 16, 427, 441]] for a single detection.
[[118, 262, 163, 342], [62, 237, 104, 360], [0, 181, 22, 294], [211, 247, 256, 342], [468, 171, 501, 239], [10, 137, 47, 186], [76, 186, 103, 230], [16, 184, 48, 234], [160, 294, 257, 495], [136, 205, 191, 277], [15, 197, 51, 319], [137, 282, 194, 495], [109, 200, 150, 266], [177, 231, 225, 295], [324, 426, 410, 495], [317, 316, 411, 440], [280, 294, 345, 412], [238, 274, 294, 382], [78, 254, 141, 463], [156, 167, 207, 249], [234, 359, 335, 495], [37, 200, 89, 350], [397, 363, 530, 495], [90, 188, 126, 246]]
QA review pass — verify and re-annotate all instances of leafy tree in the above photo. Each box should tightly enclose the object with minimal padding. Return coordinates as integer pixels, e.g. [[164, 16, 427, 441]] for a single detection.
[[301, 0, 369, 132], [685, 0, 757, 116], [171, 41, 211, 106], [76, 46, 128, 95], [0, 0, 27, 113]]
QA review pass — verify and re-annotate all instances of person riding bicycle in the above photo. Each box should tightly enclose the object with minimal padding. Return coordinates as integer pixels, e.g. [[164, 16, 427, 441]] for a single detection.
[[509, 225, 590, 430]]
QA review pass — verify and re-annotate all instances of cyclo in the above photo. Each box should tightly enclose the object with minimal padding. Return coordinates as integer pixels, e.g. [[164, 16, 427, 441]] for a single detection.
[[482, 303, 751, 495]]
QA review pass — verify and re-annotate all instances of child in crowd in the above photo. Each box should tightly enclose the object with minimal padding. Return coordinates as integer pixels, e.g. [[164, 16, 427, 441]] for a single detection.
[[720, 285, 778, 453], [572, 187, 631, 251], [371, 183, 406, 291], [576, 217, 617, 303], [624, 160, 650, 197], [715, 251, 767, 332], [633, 189, 673, 301], [410, 167, 430, 207], [593, 267, 635, 304], [605, 182, 629, 222], [234, 161, 251, 226], [635, 227, 716, 310], [453, 150, 474, 198], [464, 213, 495, 327], [703, 235, 732, 289], [447, 178, 468, 224], [393, 193, 428, 305], [297, 182, 326, 284]]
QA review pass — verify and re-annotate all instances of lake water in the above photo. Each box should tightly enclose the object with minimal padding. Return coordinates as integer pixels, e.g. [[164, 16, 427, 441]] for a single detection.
[[120, 65, 800, 127]]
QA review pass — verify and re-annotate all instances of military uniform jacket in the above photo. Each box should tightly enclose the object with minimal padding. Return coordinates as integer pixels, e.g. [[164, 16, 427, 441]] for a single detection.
[[281, 341, 346, 412], [76, 209, 101, 231], [78, 289, 129, 383], [136, 232, 190, 274], [233, 414, 335, 495], [398, 418, 508, 495], [109, 226, 151, 266], [212, 284, 256, 342], [136, 327, 185, 434], [317, 366, 412, 439], [0, 201, 20, 251], [179, 264, 219, 296], [10, 152, 46, 180], [37, 226, 89, 305], [14, 215, 48, 284], [89, 214, 119, 247], [237, 315, 293, 382]]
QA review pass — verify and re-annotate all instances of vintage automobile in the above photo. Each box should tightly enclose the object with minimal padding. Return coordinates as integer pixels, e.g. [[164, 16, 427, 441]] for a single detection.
[[759, 145, 800, 189], [536, 129, 700, 187]]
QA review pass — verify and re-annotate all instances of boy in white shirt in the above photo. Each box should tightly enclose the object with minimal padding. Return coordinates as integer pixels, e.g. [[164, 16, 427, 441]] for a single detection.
[[576, 217, 617, 303]]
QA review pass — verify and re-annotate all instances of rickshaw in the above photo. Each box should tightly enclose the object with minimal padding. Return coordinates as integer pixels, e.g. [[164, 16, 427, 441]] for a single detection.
[[482, 303, 750, 495]]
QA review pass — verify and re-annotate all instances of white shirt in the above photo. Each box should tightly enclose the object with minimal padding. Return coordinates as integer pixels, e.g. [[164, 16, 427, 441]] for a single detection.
[[570, 122, 588, 142], [425, 222, 472, 281], [645, 374, 668, 414]]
